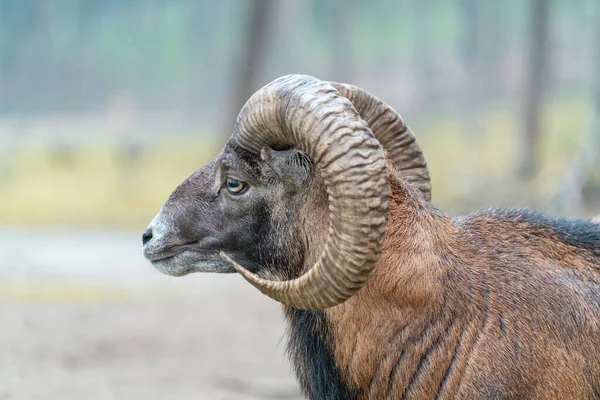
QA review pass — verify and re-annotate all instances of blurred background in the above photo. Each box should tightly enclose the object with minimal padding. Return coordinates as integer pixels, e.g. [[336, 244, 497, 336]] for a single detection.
[[1, 0, 599, 398]]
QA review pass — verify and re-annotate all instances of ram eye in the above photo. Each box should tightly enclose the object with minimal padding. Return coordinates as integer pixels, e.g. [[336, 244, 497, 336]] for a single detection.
[[225, 178, 247, 195]]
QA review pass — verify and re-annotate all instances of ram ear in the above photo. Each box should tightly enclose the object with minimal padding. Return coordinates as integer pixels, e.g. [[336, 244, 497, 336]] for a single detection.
[[260, 146, 313, 188]]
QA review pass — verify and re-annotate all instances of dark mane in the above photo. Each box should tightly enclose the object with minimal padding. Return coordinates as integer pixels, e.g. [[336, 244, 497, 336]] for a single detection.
[[457, 208, 600, 265], [505, 209, 599, 254], [284, 308, 359, 400]]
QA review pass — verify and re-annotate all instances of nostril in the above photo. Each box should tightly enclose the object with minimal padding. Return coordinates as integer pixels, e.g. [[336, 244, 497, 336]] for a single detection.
[[142, 228, 153, 246]]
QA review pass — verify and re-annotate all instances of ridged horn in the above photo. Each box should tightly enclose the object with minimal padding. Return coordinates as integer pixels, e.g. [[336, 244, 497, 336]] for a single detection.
[[219, 74, 391, 310], [330, 82, 431, 201]]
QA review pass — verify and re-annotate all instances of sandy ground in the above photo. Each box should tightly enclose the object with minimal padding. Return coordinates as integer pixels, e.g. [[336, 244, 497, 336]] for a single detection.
[[0, 229, 302, 400]]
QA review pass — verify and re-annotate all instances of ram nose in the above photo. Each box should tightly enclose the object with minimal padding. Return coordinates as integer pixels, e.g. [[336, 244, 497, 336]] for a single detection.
[[143, 211, 169, 251], [142, 227, 153, 246], [142, 224, 162, 260], [142, 214, 181, 261]]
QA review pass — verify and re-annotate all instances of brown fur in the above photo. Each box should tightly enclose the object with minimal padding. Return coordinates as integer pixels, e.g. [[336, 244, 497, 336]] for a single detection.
[[298, 168, 600, 399], [145, 141, 600, 399]]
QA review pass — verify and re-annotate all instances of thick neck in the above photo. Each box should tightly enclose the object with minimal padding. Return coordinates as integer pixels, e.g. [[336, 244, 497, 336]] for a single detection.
[[287, 171, 455, 398], [324, 173, 454, 384], [300, 170, 453, 308]]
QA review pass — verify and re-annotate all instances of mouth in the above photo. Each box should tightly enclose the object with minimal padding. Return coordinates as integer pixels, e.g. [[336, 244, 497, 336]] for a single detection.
[[148, 251, 195, 276], [145, 251, 179, 262], [144, 240, 199, 262], [145, 247, 237, 276]]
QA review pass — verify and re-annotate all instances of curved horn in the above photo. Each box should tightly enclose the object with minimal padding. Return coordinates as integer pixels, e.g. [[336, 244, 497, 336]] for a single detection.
[[330, 82, 431, 201], [220, 74, 390, 309]]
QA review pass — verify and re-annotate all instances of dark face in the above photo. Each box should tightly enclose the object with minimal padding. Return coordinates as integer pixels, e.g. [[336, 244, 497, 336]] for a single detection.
[[142, 140, 321, 279]]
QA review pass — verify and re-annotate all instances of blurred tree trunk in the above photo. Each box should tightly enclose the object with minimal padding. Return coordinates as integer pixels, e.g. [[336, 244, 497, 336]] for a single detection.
[[480, 2, 505, 97], [521, 0, 550, 177], [330, 0, 356, 83], [460, 0, 480, 137], [460, 0, 479, 93], [23, 0, 55, 114], [226, 0, 274, 139], [413, 0, 435, 109], [550, 3, 600, 213], [0, 4, 10, 110], [269, 0, 300, 69]]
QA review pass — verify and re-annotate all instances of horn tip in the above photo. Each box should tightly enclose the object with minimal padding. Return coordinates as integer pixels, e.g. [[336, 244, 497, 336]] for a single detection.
[[220, 251, 267, 287]]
